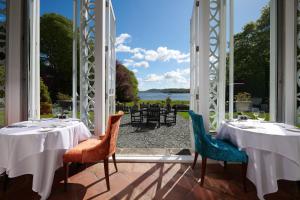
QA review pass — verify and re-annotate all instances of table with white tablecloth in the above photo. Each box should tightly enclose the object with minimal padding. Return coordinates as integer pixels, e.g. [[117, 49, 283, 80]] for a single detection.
[[217, 120, 300, 200], [0, 118, 91, 200]]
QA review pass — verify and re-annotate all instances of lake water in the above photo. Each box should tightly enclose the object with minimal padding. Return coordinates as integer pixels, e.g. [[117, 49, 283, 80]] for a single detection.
[[138, 92, 190, 101]]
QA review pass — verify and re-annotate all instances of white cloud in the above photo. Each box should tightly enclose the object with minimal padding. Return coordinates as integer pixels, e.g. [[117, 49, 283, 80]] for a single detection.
[[115, 33, 131, 46], [144, 74, 164, 82], [123, 59, 134, 66], [116, 44, 132, 53], [132, 52, 144, 60], [133, 61, 149, 68], [144, 50, 159, 61], [143, 68, 190, 83], [132, 69, 138, 74], [123, 59, 149, 68], [115, 33, 190, 64]]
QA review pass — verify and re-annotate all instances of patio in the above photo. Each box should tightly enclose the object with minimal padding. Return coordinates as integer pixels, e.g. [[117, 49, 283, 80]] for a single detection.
[[117, 114, 192, 155]]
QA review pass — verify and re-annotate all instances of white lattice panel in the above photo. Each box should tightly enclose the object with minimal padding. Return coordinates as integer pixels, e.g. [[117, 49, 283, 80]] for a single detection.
[[209, 0, 220, 129], [80, 0, 96, 130]]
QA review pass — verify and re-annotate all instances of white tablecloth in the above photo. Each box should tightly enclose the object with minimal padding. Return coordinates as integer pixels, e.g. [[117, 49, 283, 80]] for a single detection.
[[217, 120, 300, 200], [0, 118, 91, 200]]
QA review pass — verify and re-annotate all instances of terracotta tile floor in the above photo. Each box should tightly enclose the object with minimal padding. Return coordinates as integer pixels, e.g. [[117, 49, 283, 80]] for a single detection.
[[0, 162, 300, 200]]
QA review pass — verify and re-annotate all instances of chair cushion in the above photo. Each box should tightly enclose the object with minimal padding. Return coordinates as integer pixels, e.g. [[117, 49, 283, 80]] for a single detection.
[[208, 137, 248, 163], [63, 139, 102, 163]]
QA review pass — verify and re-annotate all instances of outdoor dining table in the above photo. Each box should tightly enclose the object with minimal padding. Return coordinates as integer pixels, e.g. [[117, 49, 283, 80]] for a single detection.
[[217, 120, 300, 200], [0, 118, 91, 200]]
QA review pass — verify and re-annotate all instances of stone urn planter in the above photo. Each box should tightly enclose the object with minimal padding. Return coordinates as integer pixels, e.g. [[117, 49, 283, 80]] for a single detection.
[[235, 92, 252, 112], [235, 101, 251, 112]]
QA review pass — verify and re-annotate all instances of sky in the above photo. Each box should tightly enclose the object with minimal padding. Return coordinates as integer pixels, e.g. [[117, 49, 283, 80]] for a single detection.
[[41, 0, 269, 91]]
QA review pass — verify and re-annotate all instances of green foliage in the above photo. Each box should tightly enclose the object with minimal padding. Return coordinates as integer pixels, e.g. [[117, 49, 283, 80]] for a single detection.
[[56, 92, 71, 101], [235, 92, 251, 101], [116, 61, 139, 102], [233, 6, 270, 101], [40, 79, 52, 103], [40, 79, 52, 114], [125, 100, 189, 107], [40, 13, 73, 102], [166, 96, 172, 105], [0, 65, 5, 99]]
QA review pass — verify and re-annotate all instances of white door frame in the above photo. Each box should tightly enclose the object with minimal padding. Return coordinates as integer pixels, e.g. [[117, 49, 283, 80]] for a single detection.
[[28, 0, 40, 120]]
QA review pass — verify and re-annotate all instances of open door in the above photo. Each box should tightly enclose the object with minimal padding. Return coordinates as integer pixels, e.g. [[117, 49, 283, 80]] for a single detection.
[[105, 0, 116, 122]]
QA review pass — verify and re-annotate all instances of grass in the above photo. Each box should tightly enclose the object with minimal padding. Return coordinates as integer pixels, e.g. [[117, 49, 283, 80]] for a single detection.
[[120, 100, 189, 107], [178, 112, 189, 120]]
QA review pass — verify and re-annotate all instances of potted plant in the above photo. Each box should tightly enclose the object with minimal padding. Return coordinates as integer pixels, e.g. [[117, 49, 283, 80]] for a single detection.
[[235, 92, 251, 112]]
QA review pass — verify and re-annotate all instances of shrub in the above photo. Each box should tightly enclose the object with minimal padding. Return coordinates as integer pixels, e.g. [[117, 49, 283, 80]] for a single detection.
[[56, 92, 71, 101], [40, 102, 52, 114], [166, 96, 172, 105], [40, 79, 52, 103], [40, 79, 53, 114], [235, 92, 251, 102]]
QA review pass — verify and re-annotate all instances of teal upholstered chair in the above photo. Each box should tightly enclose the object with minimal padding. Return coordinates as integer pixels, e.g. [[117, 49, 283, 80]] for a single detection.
[[188, 110, 248, 191]]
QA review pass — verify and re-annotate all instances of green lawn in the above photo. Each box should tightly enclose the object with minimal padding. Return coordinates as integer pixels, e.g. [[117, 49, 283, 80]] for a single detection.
[[120, 100, 189, 107], [178, 112, 189, 120]]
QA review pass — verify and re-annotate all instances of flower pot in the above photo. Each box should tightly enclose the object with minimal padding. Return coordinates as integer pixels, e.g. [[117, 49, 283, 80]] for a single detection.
[[235, 101, 251, 112]]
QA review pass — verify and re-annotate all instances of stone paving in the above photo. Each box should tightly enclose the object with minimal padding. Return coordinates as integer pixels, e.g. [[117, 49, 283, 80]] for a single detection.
[[117, 114, 192, 152]]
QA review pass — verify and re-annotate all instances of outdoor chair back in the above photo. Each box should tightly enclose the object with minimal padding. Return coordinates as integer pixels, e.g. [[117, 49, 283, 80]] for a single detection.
[[147, 107, 161, 127], [130, 104, 142, 124]]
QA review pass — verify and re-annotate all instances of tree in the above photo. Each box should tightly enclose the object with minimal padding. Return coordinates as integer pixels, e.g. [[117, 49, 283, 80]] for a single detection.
[[233, 6, 270, 102], [40, 13, 73, 102], [40, 79, 52, 114], [116, 61, 138, 102]]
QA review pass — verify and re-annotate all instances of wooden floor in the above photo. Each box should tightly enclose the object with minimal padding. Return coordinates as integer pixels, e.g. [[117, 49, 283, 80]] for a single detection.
[[0, 162, 299, 200]]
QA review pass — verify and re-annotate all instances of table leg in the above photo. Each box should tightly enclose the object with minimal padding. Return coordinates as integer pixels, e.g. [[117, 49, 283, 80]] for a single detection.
[[3, 173, 8, 191]]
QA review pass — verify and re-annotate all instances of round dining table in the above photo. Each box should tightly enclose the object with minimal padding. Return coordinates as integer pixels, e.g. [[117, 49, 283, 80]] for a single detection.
[[217, 120, 300, 200], [0, 118, 91, 200]]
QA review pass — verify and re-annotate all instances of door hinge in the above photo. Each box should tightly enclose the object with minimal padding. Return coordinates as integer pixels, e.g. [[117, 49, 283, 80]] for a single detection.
[[196, 1, 199, 7], [196, 46, 199, 52], [105, 46, 108, 52], [106, 1, 109, 8]]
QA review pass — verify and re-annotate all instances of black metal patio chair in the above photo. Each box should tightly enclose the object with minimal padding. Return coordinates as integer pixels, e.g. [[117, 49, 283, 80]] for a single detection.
[[130, 105, 143, 125], [147, 107, 161, 128], [164, 104, 177, 125]]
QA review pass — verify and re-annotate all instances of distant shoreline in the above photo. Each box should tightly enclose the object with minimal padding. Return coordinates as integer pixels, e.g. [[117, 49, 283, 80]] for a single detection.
[[139, 88, 190, 94]]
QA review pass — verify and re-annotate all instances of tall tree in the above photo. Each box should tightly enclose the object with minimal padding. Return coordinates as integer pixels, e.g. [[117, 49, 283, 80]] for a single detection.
[[116, 61, 138, 102], [40, 13, 73, 101], [233, 6, 270, 101]]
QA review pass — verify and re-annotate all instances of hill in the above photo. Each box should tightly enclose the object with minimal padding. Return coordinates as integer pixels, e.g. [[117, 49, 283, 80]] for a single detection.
[[140, 88, 190, 93]]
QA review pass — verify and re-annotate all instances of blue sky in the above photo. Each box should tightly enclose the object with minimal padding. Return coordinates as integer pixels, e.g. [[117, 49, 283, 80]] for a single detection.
[[41, 0, 269, 91]]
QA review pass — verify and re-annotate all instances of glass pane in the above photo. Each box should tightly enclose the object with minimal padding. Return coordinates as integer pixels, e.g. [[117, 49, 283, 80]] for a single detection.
[[0, 0, 6, 127], [228, 0, 271, 121]]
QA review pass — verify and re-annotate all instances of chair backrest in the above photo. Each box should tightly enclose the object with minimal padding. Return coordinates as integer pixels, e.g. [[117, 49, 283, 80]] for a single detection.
[[100, 111, 124, 157], [131, 105, 139, 112], [147, 107, 160, 119], [140, 103, 148, 109], [166, 104, 171, 112], [188, 110, 208, 153]]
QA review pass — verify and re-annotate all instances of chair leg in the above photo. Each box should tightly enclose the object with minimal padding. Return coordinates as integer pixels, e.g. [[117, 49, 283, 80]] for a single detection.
[[242, 162, 248, 192], [112, 153, 118, 172], [63, 162, 69, 192], [192, 152, 198, 169], [200, 157, 207, 186], [224, 161, 227, 170], [3, 173, 8, 192], [104, 158, 110, 191]]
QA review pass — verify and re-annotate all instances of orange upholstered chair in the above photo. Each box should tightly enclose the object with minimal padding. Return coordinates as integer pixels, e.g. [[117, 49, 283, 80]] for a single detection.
[[63, 111, 124, 191]]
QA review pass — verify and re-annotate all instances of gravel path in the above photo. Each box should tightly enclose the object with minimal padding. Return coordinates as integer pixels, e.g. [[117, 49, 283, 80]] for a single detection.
[[117, 114, 192, 149]]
